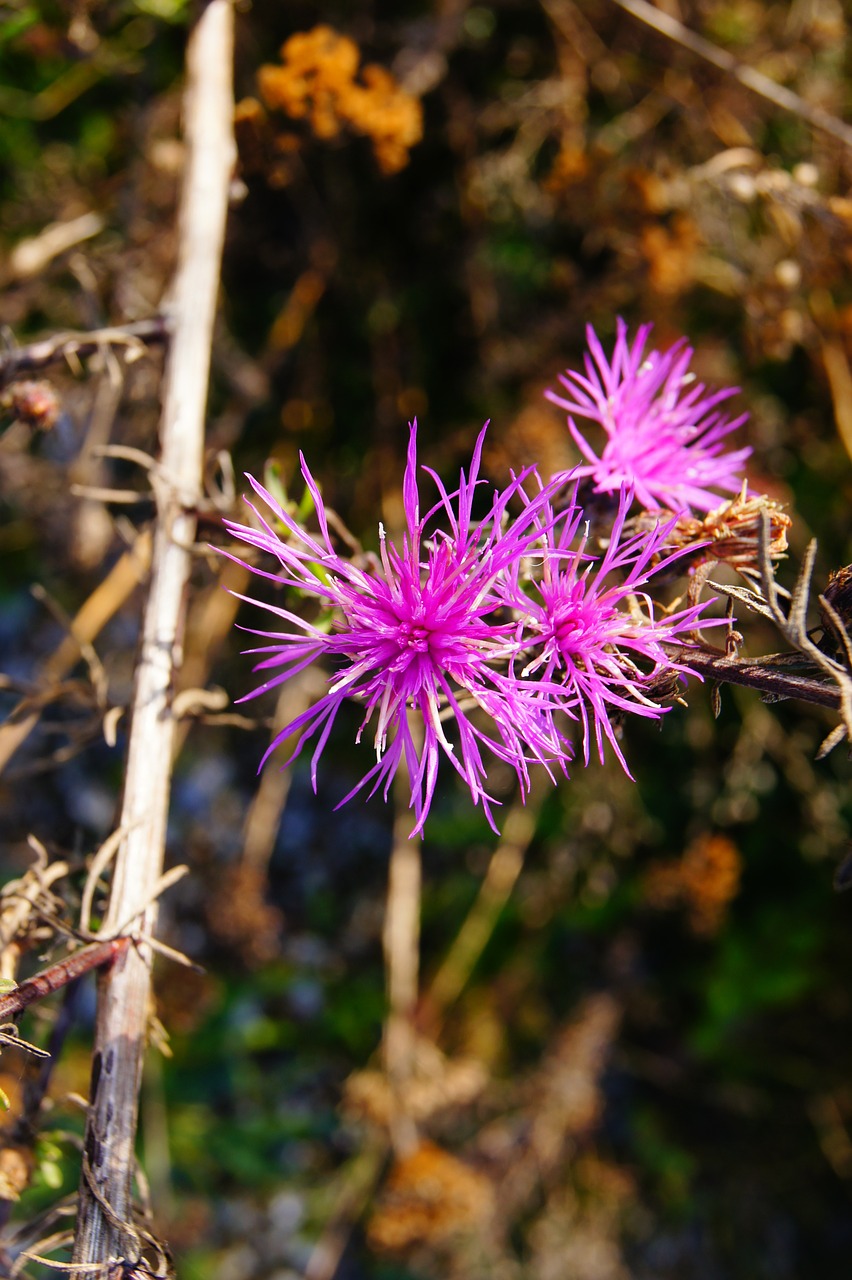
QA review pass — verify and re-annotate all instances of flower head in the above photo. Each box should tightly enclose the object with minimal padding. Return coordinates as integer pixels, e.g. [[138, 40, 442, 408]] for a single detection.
[[505, 485, 718, 774], [223, 423, 568, 836], [545, 319, 751, 513]]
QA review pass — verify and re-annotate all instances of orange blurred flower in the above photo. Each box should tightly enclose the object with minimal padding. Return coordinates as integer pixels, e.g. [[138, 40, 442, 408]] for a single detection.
[[645, 832, 742, 936], [258, 26, 423, 175]]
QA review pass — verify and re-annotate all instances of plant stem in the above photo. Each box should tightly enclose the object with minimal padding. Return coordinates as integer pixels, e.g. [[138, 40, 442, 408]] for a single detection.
[[71, 2, 234, 1267], [0, 317, 170, 385], [669, 645, 843, 712], [421, 788, 538, 1036], [0, 938, 129, 1023], [382, 716, 424, 1157]]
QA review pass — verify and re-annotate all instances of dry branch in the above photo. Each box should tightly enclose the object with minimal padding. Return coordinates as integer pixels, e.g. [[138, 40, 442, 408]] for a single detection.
[[670, 514, 852, 741], [0, 530, 153, 778], [71, 1, 235, 1269], [0, 319, 170, 386], [613, 0, 852, 150], [0, 939, 130, 1028]]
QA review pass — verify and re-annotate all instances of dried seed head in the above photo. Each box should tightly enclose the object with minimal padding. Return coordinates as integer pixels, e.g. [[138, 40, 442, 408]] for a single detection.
[[0, 379, 61, 431], [630, 489, 791, 580]]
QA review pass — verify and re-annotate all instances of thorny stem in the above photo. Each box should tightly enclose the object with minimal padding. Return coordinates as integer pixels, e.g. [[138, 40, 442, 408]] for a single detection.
[[672, 512, 852, 739], [0, 941, 132, 1233], [71, 1, 234, 1270]]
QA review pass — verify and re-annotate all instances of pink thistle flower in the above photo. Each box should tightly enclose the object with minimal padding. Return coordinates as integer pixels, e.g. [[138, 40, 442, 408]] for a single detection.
[[505, 485, 719, 775], [545, 319, 751, 514], [223, 423, 569, 837]]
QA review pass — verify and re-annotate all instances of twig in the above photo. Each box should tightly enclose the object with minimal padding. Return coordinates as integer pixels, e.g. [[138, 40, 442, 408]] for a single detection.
[[755, 513, 852, 747], [71, 0, 235, 1267], [0, 842, 69, 980], [0, 529, 152, 778], [67, 486, 149, 505], [30, 585, 109, 709], [0, 318, 170, 386], [4, 212, 104, 283], [671, 514, 852, 749], [303, 1142, 388, 1280], [612, 0, 852, 151], [0, 938, 130, 1028], [240, 673, 319, 869]]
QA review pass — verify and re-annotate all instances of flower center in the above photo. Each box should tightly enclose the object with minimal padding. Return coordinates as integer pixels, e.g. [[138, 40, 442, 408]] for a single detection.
[[548, 597, 600, 657], [397, 619, 434, 654], [554, 614, 586, 651]]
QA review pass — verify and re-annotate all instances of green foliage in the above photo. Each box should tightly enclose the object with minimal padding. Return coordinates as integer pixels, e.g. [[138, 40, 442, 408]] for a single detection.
[[692, 910, 822, 1060]]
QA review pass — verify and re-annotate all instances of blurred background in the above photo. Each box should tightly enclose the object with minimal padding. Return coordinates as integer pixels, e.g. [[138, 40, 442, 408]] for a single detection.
[[2, 1, 852, 1276]]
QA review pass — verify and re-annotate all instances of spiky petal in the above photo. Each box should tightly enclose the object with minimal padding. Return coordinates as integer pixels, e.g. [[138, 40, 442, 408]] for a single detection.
[[503, 485, 720, 774], [546, 319, 751, 514]]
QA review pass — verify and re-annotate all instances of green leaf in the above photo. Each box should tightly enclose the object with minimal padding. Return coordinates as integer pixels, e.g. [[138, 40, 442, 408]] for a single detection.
[[39, 1161, 63, 1190], [131, 0, 189, 22], [0, 8, 39, 48]]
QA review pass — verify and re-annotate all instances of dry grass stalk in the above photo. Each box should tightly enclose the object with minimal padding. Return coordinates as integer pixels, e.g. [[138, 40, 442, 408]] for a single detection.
[[0, 531, 152, 778], [614, 0, 852, 150], [382, 721, 424, 1158], [70, 1, 235, 1269]]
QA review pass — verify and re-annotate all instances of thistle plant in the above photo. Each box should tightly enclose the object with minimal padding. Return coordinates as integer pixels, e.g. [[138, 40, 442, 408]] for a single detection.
[[224, 411, 727, 834], [221, 322, 852, 841]]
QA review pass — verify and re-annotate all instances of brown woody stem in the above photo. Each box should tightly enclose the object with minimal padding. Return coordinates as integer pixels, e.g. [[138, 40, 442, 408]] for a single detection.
[[0, 938, 130, 1025], [669, 645, 843, 712]]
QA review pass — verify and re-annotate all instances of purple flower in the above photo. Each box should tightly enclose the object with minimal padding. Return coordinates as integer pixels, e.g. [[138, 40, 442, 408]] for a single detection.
[[504, 485, 719, 775], [545, 319, 751, 513], [223, 423, 569, 836]]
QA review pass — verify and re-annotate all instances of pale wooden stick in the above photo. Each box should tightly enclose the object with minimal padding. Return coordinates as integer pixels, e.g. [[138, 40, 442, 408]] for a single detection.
[[71, 1, 235, 1267]]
